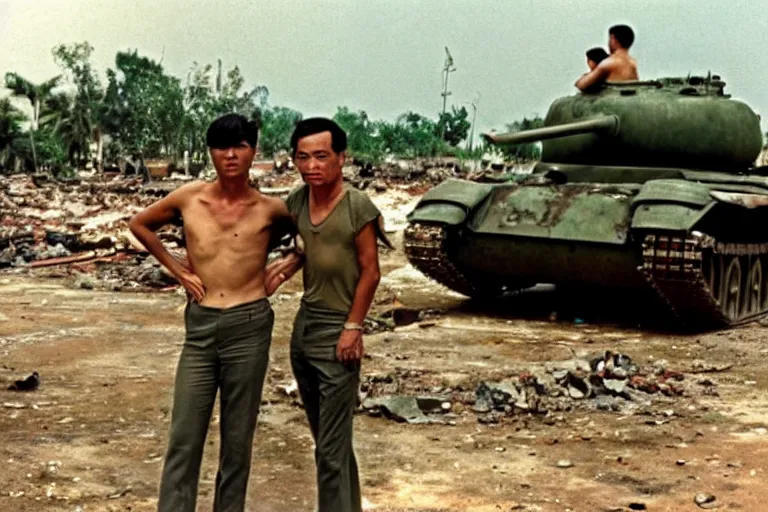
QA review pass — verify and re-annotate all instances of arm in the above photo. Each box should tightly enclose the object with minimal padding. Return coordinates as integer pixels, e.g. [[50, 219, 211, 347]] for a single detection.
[[128, 184, 205, 301], [264, 251, 305, 295], [264, 198, 304, 295], [575, 61, 612, 91], [337, 221, 381, 363]]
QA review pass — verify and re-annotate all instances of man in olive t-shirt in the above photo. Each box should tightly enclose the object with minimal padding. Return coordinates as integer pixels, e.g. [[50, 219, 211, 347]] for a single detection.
[[265, 118, 388, 512]]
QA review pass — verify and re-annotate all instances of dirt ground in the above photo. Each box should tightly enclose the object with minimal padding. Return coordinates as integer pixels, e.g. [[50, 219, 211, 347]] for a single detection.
[[3, 245, 768, 512]]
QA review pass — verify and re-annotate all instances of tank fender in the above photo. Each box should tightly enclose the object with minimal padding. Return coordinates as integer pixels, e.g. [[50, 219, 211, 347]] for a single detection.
[[631, 179, 714, 231], [407, 179, 494, 226]]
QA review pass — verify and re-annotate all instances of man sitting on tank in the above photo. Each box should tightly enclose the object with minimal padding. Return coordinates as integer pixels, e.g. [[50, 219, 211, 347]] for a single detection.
[[575, 24, 639, 92]]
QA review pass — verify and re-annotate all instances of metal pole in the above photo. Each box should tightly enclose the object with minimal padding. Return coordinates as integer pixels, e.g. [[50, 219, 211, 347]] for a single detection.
[[440, 47, 455, 141]]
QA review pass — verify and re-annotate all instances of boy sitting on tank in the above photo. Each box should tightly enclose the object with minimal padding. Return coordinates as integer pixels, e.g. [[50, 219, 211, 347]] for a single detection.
[[585, 47, 609, 71]]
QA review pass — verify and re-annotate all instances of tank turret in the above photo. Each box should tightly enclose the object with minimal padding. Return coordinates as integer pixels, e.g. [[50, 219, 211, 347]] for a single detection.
[[483, 75, 763, 172]]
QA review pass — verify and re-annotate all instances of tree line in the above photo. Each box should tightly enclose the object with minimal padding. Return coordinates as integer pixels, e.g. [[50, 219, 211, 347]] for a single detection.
[[0, 42, 545, 176]]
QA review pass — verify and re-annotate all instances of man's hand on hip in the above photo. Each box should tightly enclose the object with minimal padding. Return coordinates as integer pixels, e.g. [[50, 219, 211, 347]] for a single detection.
[[177, 269, 205, 302]]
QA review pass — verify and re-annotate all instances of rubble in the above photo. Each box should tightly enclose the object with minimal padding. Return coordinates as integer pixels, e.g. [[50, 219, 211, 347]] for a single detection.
[[359, 351, 689, 425], [471, 351, 686, 419], [1, 156, 461, 292], [360, 395, 453, 424], [7, 371, 40, 391], [0, 173, 180, 289]]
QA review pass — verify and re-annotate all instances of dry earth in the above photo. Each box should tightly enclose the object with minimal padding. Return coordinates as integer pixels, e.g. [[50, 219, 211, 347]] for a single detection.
[[2, 240, 768, 512]]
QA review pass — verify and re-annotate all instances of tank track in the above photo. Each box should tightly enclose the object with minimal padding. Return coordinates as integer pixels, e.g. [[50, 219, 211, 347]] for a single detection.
[[641, 231, 768, 327], [403, 223, 478, 297], [405, 223, 768, 328]]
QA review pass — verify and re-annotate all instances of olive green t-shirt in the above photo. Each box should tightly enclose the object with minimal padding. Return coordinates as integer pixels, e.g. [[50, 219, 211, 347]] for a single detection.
[[285, 185, 383, 313]]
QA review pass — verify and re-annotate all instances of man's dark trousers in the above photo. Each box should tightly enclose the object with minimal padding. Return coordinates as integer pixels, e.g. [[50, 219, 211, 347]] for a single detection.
[[158, 298, 274, 512]]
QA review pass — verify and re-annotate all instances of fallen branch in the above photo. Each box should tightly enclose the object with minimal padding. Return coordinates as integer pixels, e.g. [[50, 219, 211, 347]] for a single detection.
[[688, 363, 733, 374], [29, 251, 98, 268]]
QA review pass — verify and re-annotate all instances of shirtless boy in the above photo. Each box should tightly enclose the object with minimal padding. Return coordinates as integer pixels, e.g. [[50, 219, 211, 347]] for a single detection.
[[575, 24, 639, 91], [585, 47, 609, 71], [129, 113, 291, 512]]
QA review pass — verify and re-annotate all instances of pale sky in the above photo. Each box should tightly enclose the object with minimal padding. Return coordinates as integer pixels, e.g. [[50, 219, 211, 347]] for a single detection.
[[1, 0, 767, 143]]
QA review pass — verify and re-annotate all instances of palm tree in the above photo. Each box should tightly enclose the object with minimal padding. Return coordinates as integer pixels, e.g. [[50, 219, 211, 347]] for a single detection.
[[0, 98, 27, 171], [4, 72, 62, 172], [40, 92, 91, 166]]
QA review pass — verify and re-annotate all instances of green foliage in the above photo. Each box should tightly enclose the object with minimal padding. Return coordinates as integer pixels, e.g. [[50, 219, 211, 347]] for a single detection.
[[390, 112, 446, 158], [501, 116, 545, 162], [52, 42, 108, 167], [179, 60, 269, 163], [333, 107, 384, 162], [11, 125, 69, 173], [259, 106, 302, 157], [0, 98, 27, 171], [104, 50, 184, 157], [4, 41, 488, 171], [4, 72, 64, 172], [331, 107, 466, 163], [437, 106, 471, 147]]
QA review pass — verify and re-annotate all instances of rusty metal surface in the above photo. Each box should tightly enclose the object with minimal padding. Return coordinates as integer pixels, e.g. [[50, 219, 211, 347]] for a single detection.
[[710, 190, 768, 209]]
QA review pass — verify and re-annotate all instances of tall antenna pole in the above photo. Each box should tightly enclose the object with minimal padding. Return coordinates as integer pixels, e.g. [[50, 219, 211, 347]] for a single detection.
[[440, 46, 456, 140]]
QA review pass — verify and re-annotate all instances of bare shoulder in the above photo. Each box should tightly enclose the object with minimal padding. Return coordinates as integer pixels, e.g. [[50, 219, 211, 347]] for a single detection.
[[168, 180, 209, 204], [260, 192, 291, 218], [598, 56, 619, 72]]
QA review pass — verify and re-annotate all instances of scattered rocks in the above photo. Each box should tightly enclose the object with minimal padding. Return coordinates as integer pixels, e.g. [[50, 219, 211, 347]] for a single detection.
[[694, 493, 717, 509], [7, 371, 40, 391], [276, 380, 298, 397], [361, 395, 452, 424]]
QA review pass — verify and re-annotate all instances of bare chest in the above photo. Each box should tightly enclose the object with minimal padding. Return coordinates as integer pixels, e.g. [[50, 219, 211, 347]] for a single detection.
[[183, 199, 270, 258]]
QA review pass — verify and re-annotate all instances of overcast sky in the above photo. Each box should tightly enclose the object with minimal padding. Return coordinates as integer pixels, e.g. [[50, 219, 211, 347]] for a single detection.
[[1, 0, 767, 143]]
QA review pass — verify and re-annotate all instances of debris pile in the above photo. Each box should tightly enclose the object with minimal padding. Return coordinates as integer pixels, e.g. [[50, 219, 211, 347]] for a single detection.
[[343, 157, 471, 192], [472, 351, 685, 421], [2, 157, 479, 291], [0, 174, 184, 290], [359, 351, 688, 425]]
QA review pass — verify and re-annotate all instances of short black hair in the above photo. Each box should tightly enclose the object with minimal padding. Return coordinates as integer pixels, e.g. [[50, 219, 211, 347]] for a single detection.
[[290, 117, 347, 155], [609, 24, 635, 49], [586, 47, 609, 64], [206, 113, 259, 149]]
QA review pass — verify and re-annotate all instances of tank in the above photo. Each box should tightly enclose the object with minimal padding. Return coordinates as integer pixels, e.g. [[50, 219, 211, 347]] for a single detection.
[[404, 74, 768, 329]]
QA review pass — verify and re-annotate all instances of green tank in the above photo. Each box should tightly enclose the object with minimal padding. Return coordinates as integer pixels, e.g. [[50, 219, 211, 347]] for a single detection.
[[404, 75, 768, 329]]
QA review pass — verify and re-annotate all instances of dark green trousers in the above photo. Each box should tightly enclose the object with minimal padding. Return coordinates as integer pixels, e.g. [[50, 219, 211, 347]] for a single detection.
[[158, 298, 274, 512], [290, 303, 362, 512]]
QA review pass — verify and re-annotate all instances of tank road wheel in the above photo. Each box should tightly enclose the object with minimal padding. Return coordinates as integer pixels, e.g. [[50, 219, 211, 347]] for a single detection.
[[746, 257, 764, 316], [704, 250, 721, 298], [720, 256, 743, 320]]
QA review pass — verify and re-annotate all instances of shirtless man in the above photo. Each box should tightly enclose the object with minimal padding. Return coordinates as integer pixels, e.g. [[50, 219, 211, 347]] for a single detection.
[[575, 24, 638, 92], [128, 113, 291, 512]]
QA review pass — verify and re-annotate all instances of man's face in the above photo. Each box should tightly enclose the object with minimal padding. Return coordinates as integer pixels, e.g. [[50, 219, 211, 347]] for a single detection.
[[209, 141, 255, 179], [294, 131, 345, 187]]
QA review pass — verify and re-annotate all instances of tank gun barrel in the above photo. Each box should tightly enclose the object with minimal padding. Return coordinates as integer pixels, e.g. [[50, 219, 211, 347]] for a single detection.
[[483, 115, 619, 146]]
